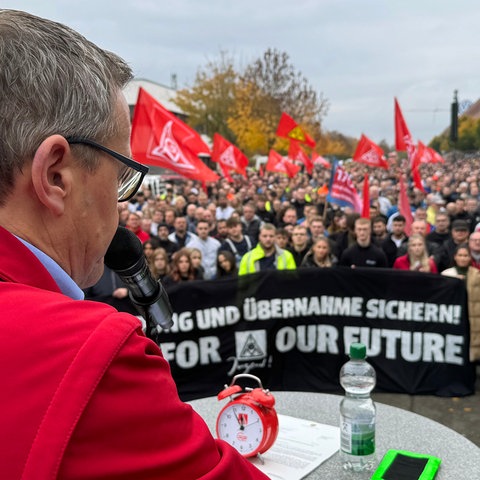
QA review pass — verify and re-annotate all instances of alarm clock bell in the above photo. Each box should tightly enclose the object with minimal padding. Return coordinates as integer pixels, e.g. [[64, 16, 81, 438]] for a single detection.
[[216, 373, 279, 459]]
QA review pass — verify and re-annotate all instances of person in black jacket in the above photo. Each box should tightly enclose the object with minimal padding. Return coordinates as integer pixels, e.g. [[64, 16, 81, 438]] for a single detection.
[[434, 219, 470, 272], [301, 236, 337, 268], [339, 217, 388, 268], [287, 225, 312, 266], [381, 215, 409, 267]]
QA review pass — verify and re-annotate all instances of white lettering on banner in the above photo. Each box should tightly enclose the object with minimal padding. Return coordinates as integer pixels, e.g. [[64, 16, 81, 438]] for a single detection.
[[240, 296, 462, 323], [365, 299, 462, 324], [243, 296, 363, 321], [343, 327, 464, 365], [168, 311, 195, 333], [159, 326, 464, 369], [196, 306, 241, 330], [160, 336, 221, 368], [275, 325, 339, 354]]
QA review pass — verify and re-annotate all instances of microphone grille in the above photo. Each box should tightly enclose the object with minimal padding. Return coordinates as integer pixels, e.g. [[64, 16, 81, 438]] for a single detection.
[[104, 226, 144, 271]]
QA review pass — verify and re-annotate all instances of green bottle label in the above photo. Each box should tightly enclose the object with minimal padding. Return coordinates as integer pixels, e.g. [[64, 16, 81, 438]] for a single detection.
[[340, 418, 375, 456]]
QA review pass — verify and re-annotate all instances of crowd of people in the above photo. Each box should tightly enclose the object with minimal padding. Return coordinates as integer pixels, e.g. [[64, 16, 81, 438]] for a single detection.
[[86, 153, 480, 362], [112, 153, 480, 282]]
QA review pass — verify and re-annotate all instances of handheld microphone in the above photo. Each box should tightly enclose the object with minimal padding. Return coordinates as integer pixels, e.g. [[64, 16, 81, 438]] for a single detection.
[[104, 226, 173, 331]]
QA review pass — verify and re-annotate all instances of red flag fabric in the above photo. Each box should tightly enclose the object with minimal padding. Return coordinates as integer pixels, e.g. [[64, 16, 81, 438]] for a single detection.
[[311, 151, 331, 169], [361, 173, 370, 219], [211, 133, 248, 178], [288, 140, 313, 174], [410, 143, 426, 193], [394, 98, 416, 161], [131, 88, 219, 183], [276, 112, 316, 147], [398, 175, 414, 236], [353, 134, 388, 169], [328, 163, 362, 213], [414, 141, 445, 164], [266, 150, 301, 178], [411, 161, 426, 193], [426, 146, 445, 164]]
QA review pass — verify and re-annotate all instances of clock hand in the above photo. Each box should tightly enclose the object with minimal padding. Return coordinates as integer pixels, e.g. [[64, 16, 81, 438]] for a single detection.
[[232, 406, 245, 430], [243, 419, 260, 429]]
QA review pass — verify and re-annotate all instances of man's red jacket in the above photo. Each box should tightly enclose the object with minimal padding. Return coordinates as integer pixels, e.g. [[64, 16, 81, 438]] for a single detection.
[[0, 226, 268, 479]]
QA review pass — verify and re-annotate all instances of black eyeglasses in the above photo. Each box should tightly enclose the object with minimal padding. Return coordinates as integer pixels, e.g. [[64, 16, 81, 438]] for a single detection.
[[66, 137, 149, 202]]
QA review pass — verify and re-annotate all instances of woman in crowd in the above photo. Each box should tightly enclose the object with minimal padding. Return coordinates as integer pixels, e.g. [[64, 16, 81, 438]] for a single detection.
[[327, 210, 347, 237], [143, 239, 157, 266], [216, 250, 238, 278], [189, 247, 205, 280], [441, 244, 480, 361], [163, 248, 196, 287], [301, 236, 337, 268], [150, 247, 170, 282], [441, 243, 473, 279], [393, 234, 438, 273]]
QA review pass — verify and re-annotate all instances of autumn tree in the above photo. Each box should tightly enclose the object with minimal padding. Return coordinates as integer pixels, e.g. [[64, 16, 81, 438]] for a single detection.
[[229, 48, 328, 155], [174, 48, 329, 157], [316, 131, 357, 158], [430, 116, 480, 152], [174, 52, 237, 142]]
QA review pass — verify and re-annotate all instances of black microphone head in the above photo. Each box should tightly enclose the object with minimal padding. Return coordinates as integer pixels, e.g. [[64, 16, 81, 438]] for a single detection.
[[105, 226, 143, 271]]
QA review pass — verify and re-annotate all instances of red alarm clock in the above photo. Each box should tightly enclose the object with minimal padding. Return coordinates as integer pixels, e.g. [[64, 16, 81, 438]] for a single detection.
[[216, 374, 279, 458]]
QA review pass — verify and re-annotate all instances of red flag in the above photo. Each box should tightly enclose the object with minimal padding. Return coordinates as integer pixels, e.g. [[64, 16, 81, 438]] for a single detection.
[[131, 88, 219, 183], [410, 143, 426, 193], [361, 173, 370, 219], [414, 141, 445, 164], [411, 162, 426, 193], [353, 134, 388, 169], [288, 140, 313, 174], [398, 176, 413, 236], [426, 146, 445, 163], [327, 162, 362, 213], [394, 98, 416, 161], [311, 151, 331, 169], [212, 133, 248, 178], [266, 150, 301, 178], [276, 112, 316, 147]]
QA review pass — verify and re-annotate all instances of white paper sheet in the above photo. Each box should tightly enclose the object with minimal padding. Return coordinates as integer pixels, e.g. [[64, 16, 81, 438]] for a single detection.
[[249, 414, 340, 480]]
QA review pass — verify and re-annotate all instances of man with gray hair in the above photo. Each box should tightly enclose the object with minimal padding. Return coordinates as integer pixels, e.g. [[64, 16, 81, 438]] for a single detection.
[[0, 10, 267, 480]]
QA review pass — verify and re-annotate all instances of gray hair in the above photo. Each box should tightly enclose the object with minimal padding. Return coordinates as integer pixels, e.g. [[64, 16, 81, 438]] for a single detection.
[[0, 9, 133, 201]]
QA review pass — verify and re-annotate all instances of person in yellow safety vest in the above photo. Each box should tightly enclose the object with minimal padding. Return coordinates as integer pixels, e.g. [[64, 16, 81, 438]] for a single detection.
[[238, 223, 296, 275]]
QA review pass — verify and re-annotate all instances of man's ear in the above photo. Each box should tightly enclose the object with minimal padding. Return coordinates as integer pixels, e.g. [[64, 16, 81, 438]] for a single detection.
[[31, 135, 73, 216]]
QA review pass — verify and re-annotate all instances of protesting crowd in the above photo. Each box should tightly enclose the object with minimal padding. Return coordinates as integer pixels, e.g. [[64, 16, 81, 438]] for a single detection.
[[84, 151, 480, 362], [102, 152, 480, 277]]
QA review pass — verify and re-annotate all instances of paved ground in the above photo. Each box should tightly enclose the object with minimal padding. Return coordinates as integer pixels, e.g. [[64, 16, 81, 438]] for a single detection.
[[372, 364, 480, 447]]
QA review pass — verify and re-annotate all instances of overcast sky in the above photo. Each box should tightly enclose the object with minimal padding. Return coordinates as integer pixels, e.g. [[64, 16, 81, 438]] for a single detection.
[[4, 1, 480, 146]]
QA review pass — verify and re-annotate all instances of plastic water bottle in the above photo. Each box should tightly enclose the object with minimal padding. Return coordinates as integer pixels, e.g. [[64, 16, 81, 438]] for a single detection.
[[339, 342, 376, 472]]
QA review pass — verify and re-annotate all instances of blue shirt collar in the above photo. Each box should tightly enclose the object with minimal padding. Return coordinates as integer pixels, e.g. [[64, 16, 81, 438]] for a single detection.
[[16, 236, 84, 300]]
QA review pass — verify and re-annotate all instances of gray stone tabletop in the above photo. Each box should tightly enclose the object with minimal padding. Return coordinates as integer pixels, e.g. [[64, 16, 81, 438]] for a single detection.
[[189, 391, 480, 479]]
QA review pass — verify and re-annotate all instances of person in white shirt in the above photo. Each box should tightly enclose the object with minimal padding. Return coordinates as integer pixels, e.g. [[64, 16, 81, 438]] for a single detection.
[[215, 193, 235, 220], [188, 220, 221, 279]]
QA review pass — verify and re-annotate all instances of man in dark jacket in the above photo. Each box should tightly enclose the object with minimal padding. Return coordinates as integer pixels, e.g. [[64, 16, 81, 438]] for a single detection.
[[435, 219, 470, 272], [339, 218, 388, 268], [381, 215, 409, 267]]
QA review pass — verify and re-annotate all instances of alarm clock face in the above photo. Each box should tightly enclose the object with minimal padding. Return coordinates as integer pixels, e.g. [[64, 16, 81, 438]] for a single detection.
[[217, 403, 265, 456]]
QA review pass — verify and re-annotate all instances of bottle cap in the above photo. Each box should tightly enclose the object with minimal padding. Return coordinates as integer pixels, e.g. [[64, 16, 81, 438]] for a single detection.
[[349, 343, 366, 359]]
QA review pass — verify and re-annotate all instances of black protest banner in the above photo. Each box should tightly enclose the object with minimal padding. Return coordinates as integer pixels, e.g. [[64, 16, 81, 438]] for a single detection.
[[161, 267, 475, 401]]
